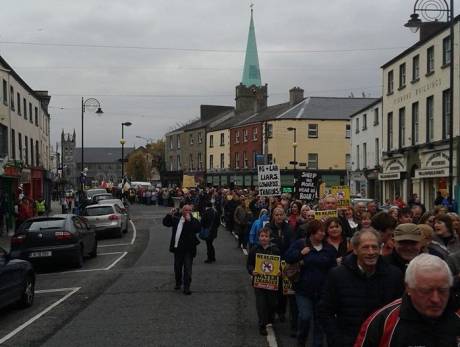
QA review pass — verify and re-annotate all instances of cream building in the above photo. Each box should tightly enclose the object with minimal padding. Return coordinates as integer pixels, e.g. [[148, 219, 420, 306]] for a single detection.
[[207, 129, 230, 171], [381, 20, 459, 207]]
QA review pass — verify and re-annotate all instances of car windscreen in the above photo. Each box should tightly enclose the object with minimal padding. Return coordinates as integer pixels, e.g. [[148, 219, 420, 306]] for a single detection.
[[23, 219, 66, 232], [94, 195, 112, 201], [87, 189, 107, 198], [85, 206, 114, 216]]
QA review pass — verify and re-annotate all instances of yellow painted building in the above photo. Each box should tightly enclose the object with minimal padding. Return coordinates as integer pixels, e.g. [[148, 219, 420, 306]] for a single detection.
[[206, 129, 230, 171]]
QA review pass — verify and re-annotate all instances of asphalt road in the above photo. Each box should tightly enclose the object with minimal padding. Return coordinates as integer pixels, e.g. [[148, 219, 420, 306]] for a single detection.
[[0, 204, 298, 347]]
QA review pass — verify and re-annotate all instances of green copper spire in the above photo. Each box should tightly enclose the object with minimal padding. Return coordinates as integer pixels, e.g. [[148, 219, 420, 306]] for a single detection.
[[241, 5, 261, 87]]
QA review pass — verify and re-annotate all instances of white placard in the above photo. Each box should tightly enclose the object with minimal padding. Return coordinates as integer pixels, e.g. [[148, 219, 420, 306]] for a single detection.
[[257, 165, 281, 196]]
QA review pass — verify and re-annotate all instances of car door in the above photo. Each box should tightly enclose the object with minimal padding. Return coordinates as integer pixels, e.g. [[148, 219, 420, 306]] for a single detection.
[[0, 248, 20, 307]]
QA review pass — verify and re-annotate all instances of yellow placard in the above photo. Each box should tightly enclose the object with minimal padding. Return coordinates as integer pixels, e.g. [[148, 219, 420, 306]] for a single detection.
[[331, 185, 351, 207], [182, 175, 196, 188], [314, 210, 338, 220], [281, 261, 295, 295], [253, 253, 281, 291]]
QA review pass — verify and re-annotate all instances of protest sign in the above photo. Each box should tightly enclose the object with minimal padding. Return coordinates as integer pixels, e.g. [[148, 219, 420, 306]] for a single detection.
[[281, 261, 295, 295], [331, 185, 351, 207], [253, 253, 281, 291], [182, 175, 196, 188], [257, 165, 281, 196], [314, 210, 338, 220], [297, 171, 318, 202]]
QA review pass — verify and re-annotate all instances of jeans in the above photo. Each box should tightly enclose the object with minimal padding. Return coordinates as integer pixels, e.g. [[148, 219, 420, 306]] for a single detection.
[[174, 252, 194, 290], [295, 294, 323, 347]]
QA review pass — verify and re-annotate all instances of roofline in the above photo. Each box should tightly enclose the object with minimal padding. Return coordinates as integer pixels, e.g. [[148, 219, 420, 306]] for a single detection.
[[349, 97, 383, 118], [380, 16, 460, 69]]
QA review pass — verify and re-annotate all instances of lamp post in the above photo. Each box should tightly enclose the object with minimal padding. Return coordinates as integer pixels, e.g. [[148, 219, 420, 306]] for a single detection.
[[287, 127, 297, 170], [121, 122, 132, 182], [405, 0, 454, 200], [81, 97, 103, 192]]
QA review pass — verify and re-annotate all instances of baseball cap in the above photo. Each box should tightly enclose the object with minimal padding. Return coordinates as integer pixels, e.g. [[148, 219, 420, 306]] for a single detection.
[[394, 223, 422, 242]]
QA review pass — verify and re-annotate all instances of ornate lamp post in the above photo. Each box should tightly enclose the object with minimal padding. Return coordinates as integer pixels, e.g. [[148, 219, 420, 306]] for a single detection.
[[121, 122, 132, 182], [405, 0, 455, 199]]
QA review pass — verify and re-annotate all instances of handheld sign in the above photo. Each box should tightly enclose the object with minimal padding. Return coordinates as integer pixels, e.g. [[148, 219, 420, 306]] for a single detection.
[[297, 171, 318, 202], [331, 185, 351, 207], [314, 210, 338, 220], [258, 165, 281, 196], [253, 253, 281, 291]]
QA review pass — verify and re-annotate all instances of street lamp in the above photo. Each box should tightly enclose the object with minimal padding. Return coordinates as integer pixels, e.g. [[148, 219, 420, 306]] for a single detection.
[[405, 0, 454, 200], [81, 97, 103, 192], [121, 122, 132, 182], [287, 127, 297, 170]]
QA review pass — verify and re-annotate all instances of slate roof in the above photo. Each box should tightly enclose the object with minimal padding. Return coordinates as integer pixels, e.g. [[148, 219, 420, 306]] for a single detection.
[[181, 109, 235, 132], [277, 97, 380, 120], [73, 147, 135, 163]]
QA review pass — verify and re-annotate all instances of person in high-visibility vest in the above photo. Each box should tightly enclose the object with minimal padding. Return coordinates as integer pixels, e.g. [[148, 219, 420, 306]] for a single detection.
[[35, 197, 46, 216]]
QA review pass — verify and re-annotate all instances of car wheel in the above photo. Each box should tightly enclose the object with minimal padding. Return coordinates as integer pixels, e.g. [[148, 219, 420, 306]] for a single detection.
[[89, 239, 97, 258], [17, 274, 35, 308], [115, 228, 123, 238], [73, 245, 84, 268]]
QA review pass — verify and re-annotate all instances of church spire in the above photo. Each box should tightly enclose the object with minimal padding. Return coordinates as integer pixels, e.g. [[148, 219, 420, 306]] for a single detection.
[[241, 4, 261, 87]]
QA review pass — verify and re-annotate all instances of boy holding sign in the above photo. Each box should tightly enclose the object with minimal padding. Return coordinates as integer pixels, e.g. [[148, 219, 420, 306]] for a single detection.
[[247, 227, 281, 336]]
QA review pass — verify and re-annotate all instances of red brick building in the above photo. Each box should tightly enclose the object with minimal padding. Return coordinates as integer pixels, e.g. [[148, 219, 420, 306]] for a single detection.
[[230, 123, 263, 170]]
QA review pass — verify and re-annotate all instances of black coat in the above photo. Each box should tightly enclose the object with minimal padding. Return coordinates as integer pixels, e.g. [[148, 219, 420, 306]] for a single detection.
[[163, 213, 201, 257], [317, 253, 404, 347], [201, 207, 219, 239], [266, 221, 294, 258]]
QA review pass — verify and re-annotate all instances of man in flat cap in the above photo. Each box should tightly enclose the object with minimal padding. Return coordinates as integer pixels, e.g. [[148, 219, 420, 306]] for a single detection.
[[384, 223, 423, 274]]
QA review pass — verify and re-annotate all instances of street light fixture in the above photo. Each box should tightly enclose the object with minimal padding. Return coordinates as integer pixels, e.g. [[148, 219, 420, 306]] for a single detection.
[[404, 0, 454, 200], [121, 122, 132, 183], [81, 97, 103, 192]]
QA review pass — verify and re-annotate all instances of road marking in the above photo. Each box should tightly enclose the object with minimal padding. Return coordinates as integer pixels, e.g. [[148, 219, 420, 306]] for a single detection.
[[231, 231, 248, 256], [105, 251, 128, 270], [0, 287, 80, 345], [98, 251, 125, 256], [266, 325, 278, 347], [97, 220, 137, 247], [35, 288, 80, 294]]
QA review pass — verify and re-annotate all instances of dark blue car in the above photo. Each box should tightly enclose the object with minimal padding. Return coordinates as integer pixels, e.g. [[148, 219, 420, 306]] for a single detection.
[[0, 247, 35, 310]]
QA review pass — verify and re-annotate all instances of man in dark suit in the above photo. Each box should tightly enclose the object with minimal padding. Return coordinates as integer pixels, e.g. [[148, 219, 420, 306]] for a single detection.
[[163, 204, 201, 295]]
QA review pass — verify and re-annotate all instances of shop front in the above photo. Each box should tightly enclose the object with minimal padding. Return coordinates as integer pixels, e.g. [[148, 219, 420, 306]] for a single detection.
[[380, 157, 407, 203]]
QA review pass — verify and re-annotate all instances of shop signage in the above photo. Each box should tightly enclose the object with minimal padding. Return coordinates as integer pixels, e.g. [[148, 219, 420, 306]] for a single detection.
[[378, 172, 400, 180], [384, 159, 405, 172], [415, 168, 448, 178], [392, 78, 442, 106], [350, 171, 366, 181], [425, 151, 449, 168]]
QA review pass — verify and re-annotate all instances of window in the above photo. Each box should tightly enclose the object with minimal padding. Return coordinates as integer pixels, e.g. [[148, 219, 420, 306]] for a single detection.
[[387, 70, 394, 94], [177, 155, 181, 170], [209, 135, 214, 148], [2, 80, 7, 105], [363, 143, 367, 169], [36, 140, 39, 166], [18, 132, 22, 160], [355, 118, 360, 133], [427, 46, 434, 74], [252, 151, 257, 169], [235, 131, 240, 143], [189, 134, 194, 145], [412, 55, 420, 81], [266, 123, 273, 138], [34, 107, 38, 126], [209, 154, 214, 169], [30, 138, 34, 166], [267, 154, 273, 165], [169, 157, 174, 171], [308, 124, 318, 138], [373, 108, 379, 125], [412, 102, 419, 145], [220, 153, 224, 168], [23, 98, 27, 120], [443, 36, 451, 65], [29, 103, 32, 123], [345, 154, 351, 171], [176, 135, 181, 149], [25, 135, 29, 165], [243, 151, 248, 168], [198, 152, 203, 170], [375, 138, 379, 166], [253, 127, 258, 141], [356, 145, 360, 170], [346, 124, 351, 138], [426, 96, 434, 141], [388, 112, 393, 151], [220, 133, 225, 146], [198, 132, 202, 144], [11, 129, 15, 159], [169, 136, 174, 150], [442, 89, 451, 140], [399, 63, 406, 88], [362, 114, 367, 130], [308, 153, 318, 170], [399, 107, 405, 148], [17, 93, 21, 115], [189, 154, 194, 170], [235, 152, 240, 169], [10, 86, 14, 110], [243, 129, 248, 142]]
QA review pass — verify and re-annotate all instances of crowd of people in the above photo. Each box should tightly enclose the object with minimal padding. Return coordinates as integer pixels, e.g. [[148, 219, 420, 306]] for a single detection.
[[160, 187, 460, 346]]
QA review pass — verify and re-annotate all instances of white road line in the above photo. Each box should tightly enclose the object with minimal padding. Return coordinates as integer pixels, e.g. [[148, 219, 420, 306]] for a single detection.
[[266, 325, 278, 347], [0, 287, 80, 345], [35, 288, 79, 294], [242, 248, 248, 256], [105, 251, 128, 270], [96, 220, 137, 248], [98, 243, 131, 248], [98, 251, 124, 256], [129, 220, 136, 244]]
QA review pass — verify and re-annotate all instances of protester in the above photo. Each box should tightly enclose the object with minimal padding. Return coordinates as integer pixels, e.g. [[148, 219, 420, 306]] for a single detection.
[[397, 207, 413, 224], [411, 204, 424, 224], [318, 229, 403, 347], [354, 254, 460, 346], [163, 204, 201, 295], [234, 196, 251, 249], [201, 201, 219, 263], [371, 211, 397, 256], [246, 227, 280, 336], [366, 201, 379, 216], [35, 196, 46, 216], [285, 220, 337, 347], [324, 217, 351, 263], [433, 214, 460, 254], [248, 209, 270, 248], [288, 201, 302, 232]]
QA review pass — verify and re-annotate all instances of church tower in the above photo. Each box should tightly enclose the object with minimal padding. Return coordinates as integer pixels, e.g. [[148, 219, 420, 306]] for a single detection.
[[235, 5, 268, 114], [61, 129, 76, 186]]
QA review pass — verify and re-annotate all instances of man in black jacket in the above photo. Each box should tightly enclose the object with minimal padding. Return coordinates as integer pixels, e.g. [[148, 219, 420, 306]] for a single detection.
[[318, 229, 403, 347], [201, 202, 219, 263], [163, 204, 201, 295], [355, 253, 460, 346]]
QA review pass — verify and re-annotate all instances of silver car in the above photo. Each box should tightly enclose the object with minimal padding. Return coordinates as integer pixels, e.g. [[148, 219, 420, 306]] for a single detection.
[[82, 203, 128, 238], [98, 199, 130, 221], [85, 189, 108, 202]]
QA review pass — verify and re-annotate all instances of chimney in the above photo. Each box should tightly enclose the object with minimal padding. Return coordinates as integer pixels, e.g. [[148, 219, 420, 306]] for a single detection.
[[419, 21, 448, 41], [289, 87, 304, 106]]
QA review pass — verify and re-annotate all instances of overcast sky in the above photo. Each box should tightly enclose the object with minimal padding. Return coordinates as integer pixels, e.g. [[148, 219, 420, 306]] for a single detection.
[[0, 0, 445, 150]]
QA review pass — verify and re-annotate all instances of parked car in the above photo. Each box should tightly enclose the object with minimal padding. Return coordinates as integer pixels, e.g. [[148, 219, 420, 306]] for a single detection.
[[82, 203, 128, 238], [91, 193, 113, 204], [0, 247, 35, 310], [85, 188, 108, 202], [10, 215, 97, 269], [98, 198, 130, 221]]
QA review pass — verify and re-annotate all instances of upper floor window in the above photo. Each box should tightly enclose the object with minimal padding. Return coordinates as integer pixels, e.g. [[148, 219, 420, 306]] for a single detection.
[[209, 154, 214, 169], [388, 112, 393, 151], [243, 151, 248, 168], [346, 124, 351, 138], [412, 55, 420, 81], [362, 114, 367, 130], [387, 70, 394, 94], [34, 107, 38, 126], [209, 135, 214, 148], [355, 118, 360, 133], [442, 89, 451, 140], [307, 153, 318, 170], [399, 63, 406, 88], [220, 133, 225, 146], [427, 46, 435, 74], [235, 131, 240, 143], [220, 153, 224, 168], [266, 123, 273, 138], [23, 98, 27, 120], [189, 134, 194, 145], [243, 129, 248, 142], [235, 152, 240, 169], [2, 80, 7, 105], [399, 107, 406, 148], [443, 36, 451, 65], [17, 93, 21, 115], [169, 136, 174, 150], [374, 108, 379, 126], [308, 124, 318, 138], [426, 95, 434, 141], [197, 132, 203, 144], [253, 127, 258, 141], [10, 86, 14, 110], [412, 102, 419, 145], [29, 103, 33, 123], [176, 135, 181, 149]]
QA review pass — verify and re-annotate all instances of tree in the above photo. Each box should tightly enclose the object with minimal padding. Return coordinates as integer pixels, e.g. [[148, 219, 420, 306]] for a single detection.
[[146, 139, 165, 172], [126, 151, 147, 180]]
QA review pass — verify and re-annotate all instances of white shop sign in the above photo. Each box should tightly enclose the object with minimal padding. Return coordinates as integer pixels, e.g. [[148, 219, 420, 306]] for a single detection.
[[378, 172, 401, 181], [414, 168, 448, 178]]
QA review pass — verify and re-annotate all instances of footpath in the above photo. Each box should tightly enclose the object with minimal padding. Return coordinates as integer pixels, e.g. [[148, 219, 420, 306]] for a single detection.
[[0, 200, 61, 252]]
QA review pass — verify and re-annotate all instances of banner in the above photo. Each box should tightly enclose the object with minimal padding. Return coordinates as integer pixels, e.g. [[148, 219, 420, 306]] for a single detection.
[[257, 165, 281, 196], [314, 209, 338, 220], [253, 253, 281, 291], [182, 175, 196, 188], [331, 185, 351, 207], [297, 172, 318, 202]]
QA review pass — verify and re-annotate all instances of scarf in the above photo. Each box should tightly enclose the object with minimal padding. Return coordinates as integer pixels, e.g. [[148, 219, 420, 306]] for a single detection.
[[174, 217, 185, 248]]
